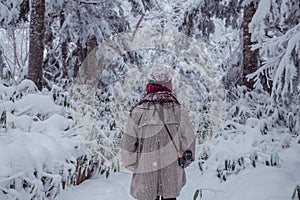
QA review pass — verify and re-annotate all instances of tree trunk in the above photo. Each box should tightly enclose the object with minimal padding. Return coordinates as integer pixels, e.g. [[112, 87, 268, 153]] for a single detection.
[[73, 36, 97, 78], [241, 2, 259, 90], [28, 0, 45, 90], [85, 36, 97, 56], [60, 8, 68, 78], [0, 49, 5, 79], [73, 40, 84, 78]]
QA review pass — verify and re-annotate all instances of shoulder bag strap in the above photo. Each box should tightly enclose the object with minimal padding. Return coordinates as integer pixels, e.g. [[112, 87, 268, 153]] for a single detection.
[[157, 103, 182, 158]]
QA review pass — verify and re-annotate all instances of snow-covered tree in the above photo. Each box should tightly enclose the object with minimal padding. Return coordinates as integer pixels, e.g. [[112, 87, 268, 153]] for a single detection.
[[179, 0, 241, 40], [127, 0, 155, 16], [44, 0, 129, 83], [179, 0, 300, 101], [0, 0, 29, 85], [0, 0, 29, 28], [246, 0, 300, 104]]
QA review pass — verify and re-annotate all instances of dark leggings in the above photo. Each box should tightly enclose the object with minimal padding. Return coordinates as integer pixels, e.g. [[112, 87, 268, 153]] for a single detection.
[[156, 196, 176, 200]]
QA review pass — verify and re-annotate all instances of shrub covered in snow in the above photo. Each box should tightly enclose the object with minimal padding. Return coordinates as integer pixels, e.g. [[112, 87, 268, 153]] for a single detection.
[[198, 86, 300, 182], [0, 79, 109, 199]]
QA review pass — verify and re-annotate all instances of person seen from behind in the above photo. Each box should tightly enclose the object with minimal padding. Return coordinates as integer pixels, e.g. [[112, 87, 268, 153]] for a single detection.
[[121, 65, 196, 200]]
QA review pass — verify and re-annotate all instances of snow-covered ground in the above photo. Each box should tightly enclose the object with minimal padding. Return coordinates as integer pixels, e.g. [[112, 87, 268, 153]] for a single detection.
[[57, 141, 300, 200], [1, 82, 299, 200]]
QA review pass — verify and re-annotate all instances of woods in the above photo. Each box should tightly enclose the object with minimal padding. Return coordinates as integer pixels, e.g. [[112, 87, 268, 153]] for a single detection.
[[0, 0, 299, 199], [2, 0, 298, 96]]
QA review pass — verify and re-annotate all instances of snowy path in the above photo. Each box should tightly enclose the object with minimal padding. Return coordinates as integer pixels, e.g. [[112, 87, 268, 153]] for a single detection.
[[57, 163, 203, 200], [57, 146, 300, 200], [57, 171, 134, 200]]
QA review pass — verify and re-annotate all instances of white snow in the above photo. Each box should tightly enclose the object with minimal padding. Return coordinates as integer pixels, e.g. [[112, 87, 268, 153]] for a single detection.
[[1, 0, 299, 199], [56, 138, 300, 200]]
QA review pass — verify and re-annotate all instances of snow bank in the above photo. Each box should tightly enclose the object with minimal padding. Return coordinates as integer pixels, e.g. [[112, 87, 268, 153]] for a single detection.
[[0, 80, 82, 199]]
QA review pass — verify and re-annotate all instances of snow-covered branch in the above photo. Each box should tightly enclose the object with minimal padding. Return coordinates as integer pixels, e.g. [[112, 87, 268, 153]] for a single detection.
[[248, 23, 300, 102]]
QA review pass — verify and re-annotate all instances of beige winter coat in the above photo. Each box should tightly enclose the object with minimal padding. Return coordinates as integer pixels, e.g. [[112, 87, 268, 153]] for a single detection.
[[121, 101, 196, 200]]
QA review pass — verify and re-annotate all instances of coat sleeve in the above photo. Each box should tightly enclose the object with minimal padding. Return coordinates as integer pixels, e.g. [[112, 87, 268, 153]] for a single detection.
[[120, 112, 140, 172], [179, 107, 196, 162]]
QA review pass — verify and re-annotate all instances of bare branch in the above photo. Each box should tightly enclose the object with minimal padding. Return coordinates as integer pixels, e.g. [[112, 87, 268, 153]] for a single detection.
[[132, 14, 145, 41]]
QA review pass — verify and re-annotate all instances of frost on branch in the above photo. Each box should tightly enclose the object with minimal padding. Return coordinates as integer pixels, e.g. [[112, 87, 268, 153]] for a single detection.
[[248, 0, 300, 103], [248, 24, 300, 103]]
